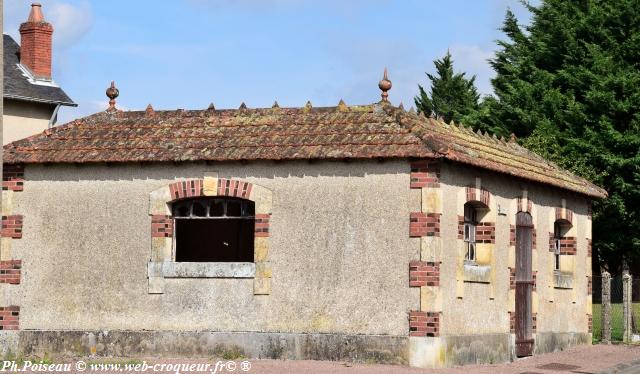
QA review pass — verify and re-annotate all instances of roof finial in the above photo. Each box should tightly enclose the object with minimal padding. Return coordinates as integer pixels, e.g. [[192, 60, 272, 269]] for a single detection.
[[106, 81, 119, 111], [509, 133, 517, 143], [304, 100, 313, 112], [145, 104, 154, 116], [378, 67, 392, 103], [337, 99, 348, 112], [27, 3, 45, 23]]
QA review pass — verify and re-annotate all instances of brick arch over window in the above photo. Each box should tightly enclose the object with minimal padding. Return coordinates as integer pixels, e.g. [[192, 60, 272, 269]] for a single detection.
[[465, 185, 491, 208], [509, 191, 537, 248], [147, 174, 273, 295], [555, 206, 573, 226]]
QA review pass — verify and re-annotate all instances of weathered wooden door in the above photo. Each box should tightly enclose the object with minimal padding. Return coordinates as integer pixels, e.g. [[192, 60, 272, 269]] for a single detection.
[[515, 211, 534, 357]]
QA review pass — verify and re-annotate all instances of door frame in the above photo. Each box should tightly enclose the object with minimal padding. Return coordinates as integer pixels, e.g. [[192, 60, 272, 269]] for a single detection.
[[515, 211, 534, 357]]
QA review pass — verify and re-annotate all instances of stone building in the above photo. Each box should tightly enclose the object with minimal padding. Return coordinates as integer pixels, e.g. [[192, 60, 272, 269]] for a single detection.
[[0, 75, 605, 368], [3, 3, 76, 145]]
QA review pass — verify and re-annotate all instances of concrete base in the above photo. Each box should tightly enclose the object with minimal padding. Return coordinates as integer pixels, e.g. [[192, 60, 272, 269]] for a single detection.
[[5, 330, 591, 366], [11, 331, 409, 364], [410, 333, 512, 368], [0, 332, 20, 357], [409, 332, 590, 368], [534, 332, 591, 354]]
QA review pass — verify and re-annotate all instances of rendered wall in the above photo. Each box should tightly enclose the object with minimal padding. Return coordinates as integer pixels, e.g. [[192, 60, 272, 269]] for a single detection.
[[409, 161, 592, 368], [2, 99, 53, 145], [3, 160, 418, 336], [0, 158, 594, 365]]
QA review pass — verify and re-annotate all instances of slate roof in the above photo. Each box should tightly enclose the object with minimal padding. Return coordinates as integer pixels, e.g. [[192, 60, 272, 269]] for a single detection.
[[3, 34, 76, 106], [2, 102, 607, 198]]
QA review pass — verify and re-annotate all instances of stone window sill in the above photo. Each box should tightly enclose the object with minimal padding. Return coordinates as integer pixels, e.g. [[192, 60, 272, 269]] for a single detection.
[[553, 270, 573, 289], [147, 262, 255, 278], [463, 263, 491, 283]]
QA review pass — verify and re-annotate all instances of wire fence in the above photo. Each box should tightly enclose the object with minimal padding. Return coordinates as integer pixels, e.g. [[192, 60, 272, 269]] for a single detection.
[[633, 277, 640, 336]]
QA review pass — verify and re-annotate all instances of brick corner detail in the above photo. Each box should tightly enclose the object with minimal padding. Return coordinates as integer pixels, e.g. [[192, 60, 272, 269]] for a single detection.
[[0, 306, 20, 330], [1, 215, 23, 239], [410, 212, 440, 237], [2, 164, 24, 192], [409, 310, 440, 337], [0, 260, 21, 285], [409, 261, 440, 287]]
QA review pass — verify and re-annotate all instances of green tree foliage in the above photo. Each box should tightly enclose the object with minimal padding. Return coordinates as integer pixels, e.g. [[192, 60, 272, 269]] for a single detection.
[[414, 51, 480, 124], [487, 1, 640, 273]]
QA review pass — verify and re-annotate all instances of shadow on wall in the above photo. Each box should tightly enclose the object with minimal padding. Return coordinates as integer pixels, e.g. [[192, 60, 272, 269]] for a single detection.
[[18, 159, 407, 183]]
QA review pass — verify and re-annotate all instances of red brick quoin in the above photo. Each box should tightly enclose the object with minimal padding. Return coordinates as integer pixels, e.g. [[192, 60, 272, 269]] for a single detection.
[[409, 261, 440, 287], [0, 306, 19, 330], [151, 215, 173, 238], [410, 160, 440, 189], [549, 235, 577, 255], [457, 217, 494, 243], [1, 215, 23, 239], [410, 212, 440, 237], [0, 260, 21, 285], [476, 222, 495, 243], [255, 214, 271, 238], [409, 311, 440, 337], [2, 164, 24, 192]]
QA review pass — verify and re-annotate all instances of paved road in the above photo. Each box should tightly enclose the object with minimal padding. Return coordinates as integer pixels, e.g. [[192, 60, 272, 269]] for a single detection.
[[245, 344, 640, 373], [599, 357, 640, 374], [44, 344, 640, 373]]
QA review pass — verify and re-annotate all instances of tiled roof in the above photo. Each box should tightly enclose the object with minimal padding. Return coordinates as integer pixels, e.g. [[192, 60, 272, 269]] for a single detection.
[[2, 102, 607, 198], [3, 35, 75, 106]]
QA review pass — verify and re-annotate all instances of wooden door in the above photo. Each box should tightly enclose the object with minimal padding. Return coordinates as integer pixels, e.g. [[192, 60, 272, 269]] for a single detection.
[[515, 211, 534, 357]]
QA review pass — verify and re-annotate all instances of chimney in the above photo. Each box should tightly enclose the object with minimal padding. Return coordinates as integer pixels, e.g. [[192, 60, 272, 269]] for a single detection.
[[19, 3, 54, 80]]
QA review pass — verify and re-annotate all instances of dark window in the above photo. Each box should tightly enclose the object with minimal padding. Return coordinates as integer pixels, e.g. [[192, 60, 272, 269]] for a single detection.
[[172, 197, 255, 262], [553, 221, 562, 271], [464, 203, 477, 262]]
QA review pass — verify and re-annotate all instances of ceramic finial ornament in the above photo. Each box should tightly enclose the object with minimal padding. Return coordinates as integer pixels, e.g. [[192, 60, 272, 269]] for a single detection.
[[378, 67, 392, 102]]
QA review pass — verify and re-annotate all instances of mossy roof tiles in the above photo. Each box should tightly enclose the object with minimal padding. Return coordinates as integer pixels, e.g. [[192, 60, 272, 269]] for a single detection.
[[3, 103, 607, 198]]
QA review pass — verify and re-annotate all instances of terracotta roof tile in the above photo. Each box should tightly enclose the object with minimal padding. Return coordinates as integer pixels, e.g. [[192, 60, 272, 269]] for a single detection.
[[3, 103, 606, 198]]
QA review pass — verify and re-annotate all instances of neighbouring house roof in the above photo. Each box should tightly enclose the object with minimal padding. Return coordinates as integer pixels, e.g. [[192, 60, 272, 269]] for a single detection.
[[2, 101, 607, 198], [3, 34, 76, 107]]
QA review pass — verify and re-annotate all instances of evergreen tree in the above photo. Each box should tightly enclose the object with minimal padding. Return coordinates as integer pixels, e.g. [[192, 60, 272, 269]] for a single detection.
[[414, 51, 480, 124], [487, 1, 640, 273]]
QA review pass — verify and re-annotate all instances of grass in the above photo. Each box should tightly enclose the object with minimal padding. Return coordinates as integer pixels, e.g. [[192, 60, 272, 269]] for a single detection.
[[592, 303, 640, 342]]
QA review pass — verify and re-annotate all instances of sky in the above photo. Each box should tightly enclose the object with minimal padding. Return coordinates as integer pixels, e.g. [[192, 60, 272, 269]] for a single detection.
[[4, 0, 534, 124]]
